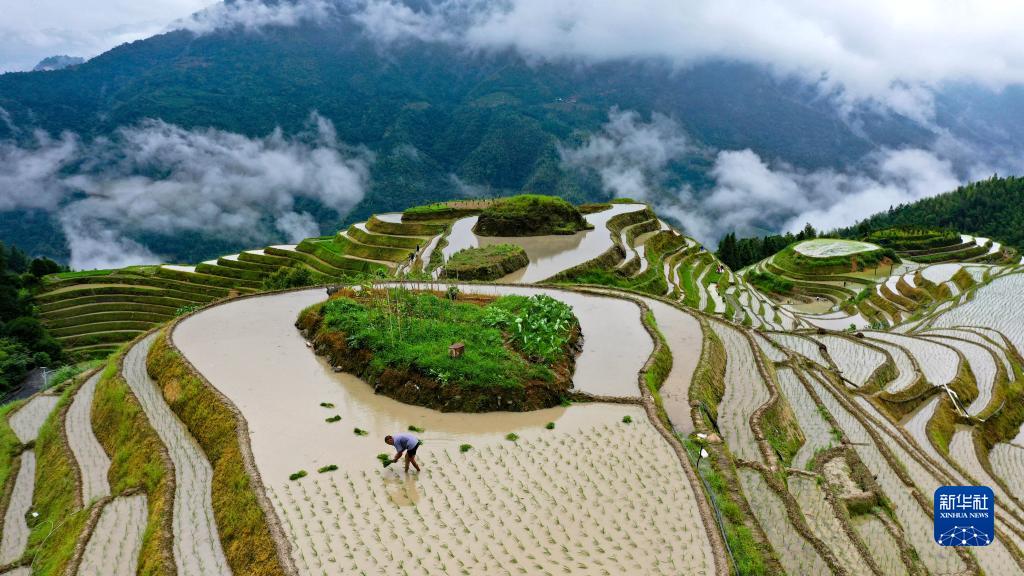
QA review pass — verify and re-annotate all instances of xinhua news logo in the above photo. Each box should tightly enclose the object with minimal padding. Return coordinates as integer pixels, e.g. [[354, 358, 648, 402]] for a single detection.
[[934, 486, 994, 547]]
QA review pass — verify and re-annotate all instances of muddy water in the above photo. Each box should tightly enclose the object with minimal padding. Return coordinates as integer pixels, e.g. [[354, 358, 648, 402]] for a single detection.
[[174, 288, 652, 481], [637, 298, 702, 434], [438, 204, 647, 282]]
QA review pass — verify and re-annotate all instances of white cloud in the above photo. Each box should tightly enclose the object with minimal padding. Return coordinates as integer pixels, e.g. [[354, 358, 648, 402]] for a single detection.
[[352, 0, 1024, 120], [0, 113, 372, 269], [564, 107, 1018, 247], [176, 0, 331, 35], [560, 108, 689, 201]]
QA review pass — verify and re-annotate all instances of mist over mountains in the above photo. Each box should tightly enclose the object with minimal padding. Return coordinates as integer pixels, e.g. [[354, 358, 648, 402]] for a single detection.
[[2, 0, 1023, 266]]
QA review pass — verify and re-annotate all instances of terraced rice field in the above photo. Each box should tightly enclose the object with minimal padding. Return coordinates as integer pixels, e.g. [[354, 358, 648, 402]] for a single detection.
[[866, 331, 959, 387], [810, 335, 885, 388], [929, 273, 1024, 356], [793, 239, 880, 257], [806, 371, 966, 575], [123, 335, 231, 576], [66, 373, 111, 503], [709, 321, 769, 463], [775, 368, 833, 469], [922, 335, 996, 414], [860, 338, 918, 393], [787, 474, 871, 574], [271, 414, 715, 576], [737, 467, 830, 575], [766, 333, 828, 366], [78, 494, 149, 576], [851, 515, 908, 576], [9, 394, 59, 442], [637, 297, 703, 434], [0, 450, 35, 564]]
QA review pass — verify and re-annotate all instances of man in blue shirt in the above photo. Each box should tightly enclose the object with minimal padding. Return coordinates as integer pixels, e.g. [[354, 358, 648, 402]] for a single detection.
[[384, 433, 421, 473]]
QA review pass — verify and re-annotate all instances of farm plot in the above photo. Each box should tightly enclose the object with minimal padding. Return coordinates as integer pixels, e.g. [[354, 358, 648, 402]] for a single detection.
[[709, 321, 770, 463], [271, 414, 716, 576], [736, 467, 831, 575], [793, 239, 880, 257], [766, 333, 828, 367], [899, 396, 944, 466], [8, 394, 59, 442], [990, 443, 1024, 504], [810, 335, 885, 388], [0, 451, 34, 564], [920, 263, 963, 285], [851, 515, 908, 576], [637, 297, 703, 435], [922, 335, 996, 415], [859, 339, 918, 393], [925, 328, 1015, 382], [775, 368, 832, 469], [78, 494, 148, 576], [865, 332, 959, 388], [787, 475, 871, 575], [66, 372, 111, 503], [806, 372, 966, 575], [949, 426, 1024, 535], [751, 333, 787, 363], [122, 335, 231, 576], [929, 273, 1024, 357]]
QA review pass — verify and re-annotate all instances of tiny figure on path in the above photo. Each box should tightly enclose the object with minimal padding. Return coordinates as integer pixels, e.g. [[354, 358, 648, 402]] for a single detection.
[[385, 433, 421, 473]]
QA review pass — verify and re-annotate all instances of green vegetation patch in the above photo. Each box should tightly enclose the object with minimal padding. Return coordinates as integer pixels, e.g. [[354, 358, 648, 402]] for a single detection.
[[301, 289, 580, 412], [148, 331, 287, 576], [440, 244, 529, 281], [774, 242, 898, 275], [745, 270, 794, 295], [866, 227, 960, 251], [92, 352, 174, 575], [473, 195, 590, 236]]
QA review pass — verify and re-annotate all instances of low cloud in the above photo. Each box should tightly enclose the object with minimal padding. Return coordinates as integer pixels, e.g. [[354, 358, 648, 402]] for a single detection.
[[565, 108, 1018, 247], [0, 113, 371, 269], [560, 108, 689, 201], [348, 0, 1024, 123], [176, 0, 332, 35]]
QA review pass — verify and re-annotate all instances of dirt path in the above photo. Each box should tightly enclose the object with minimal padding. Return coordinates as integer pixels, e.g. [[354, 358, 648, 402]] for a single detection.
[[66, 373, 111, 504], [122, 335, 231, 576], [77, 493, 148, 576]]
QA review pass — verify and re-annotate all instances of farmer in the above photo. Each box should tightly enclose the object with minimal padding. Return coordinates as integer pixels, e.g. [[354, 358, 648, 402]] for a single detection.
[[385, 433, 421, 473]]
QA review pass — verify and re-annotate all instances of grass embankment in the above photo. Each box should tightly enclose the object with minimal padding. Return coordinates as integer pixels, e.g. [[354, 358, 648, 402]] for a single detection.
[[0, 399, 26, 522], [299, 289, 580, 412], [745, 270, 793, 296], [642, 310, 673, 426], [473, 194, 590, 236], [564, 231, 688, 296], [402, 202, 483, 221], [24, 376, 87, 576], [774, 243, 898, 276], [865, 228, 960, 251], [147, 331, 286, 576], [92, 351, 174, 575], [440, 244, 529, 281]]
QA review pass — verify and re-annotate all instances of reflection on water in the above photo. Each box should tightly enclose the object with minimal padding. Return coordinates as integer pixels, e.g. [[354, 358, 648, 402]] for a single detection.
[[436, 204, 647, 282]]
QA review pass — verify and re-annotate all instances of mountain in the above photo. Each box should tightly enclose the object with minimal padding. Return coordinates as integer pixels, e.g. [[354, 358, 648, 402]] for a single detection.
[[31, 55, 84, 72], [0, 6, 1021, 265], [841, 176, 1024, 248]]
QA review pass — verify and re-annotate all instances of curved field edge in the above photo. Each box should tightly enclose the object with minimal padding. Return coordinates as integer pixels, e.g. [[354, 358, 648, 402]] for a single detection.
[[92, 337, 175, 575], [0, 399, 27, 538], [149, 328, 294, 576], [18, 371, 91, 576]]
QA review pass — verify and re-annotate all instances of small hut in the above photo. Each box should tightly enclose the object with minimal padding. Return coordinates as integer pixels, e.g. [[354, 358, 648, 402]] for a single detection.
[[449, 342, 465, 358]]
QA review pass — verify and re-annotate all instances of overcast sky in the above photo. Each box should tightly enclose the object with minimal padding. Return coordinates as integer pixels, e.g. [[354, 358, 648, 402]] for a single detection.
[[0, 0, 211, 72]]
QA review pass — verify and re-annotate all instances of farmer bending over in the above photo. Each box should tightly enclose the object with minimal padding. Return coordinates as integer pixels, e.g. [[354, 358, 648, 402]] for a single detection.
[[385, 433, 421, 473]]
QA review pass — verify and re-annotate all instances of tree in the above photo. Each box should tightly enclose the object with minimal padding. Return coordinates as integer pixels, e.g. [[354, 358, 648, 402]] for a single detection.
[[29, 258, 61, 277]]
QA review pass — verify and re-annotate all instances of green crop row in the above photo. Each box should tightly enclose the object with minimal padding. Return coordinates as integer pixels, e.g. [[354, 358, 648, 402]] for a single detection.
[[347, 225, 423, 250]]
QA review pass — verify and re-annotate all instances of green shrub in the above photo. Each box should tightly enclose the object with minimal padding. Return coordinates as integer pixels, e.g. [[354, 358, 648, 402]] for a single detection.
[[440, 244, 529, 281]]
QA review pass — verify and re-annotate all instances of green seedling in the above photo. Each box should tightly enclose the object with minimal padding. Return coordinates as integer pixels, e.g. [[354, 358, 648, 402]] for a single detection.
[[318, 464, 338, 474], [377, 453, 394, 468], [289, 470, 307, 481], [408, 425, 425, 433], [320, 402, 335, 408], [622, 415, 633, 424], [325, 415, 342, 423], [545, 422, 555, 430], [505, 433, 519, 442], [354, 427, 368, 436], [459, 444, 472, 453]]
